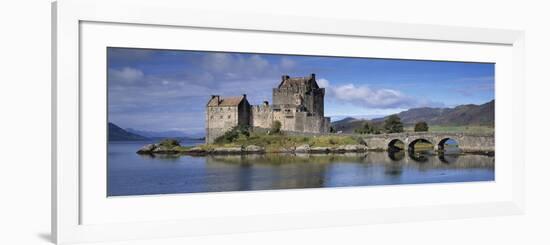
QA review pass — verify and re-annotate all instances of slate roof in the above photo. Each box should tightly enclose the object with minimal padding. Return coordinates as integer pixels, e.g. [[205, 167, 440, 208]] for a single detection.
[[207, 95, 245, 107], [278, 74, 319, 89]]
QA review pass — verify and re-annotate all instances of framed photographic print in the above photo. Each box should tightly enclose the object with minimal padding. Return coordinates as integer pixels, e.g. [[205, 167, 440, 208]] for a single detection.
[[107, 47, 496, 196], [52, 0, 525, 244]]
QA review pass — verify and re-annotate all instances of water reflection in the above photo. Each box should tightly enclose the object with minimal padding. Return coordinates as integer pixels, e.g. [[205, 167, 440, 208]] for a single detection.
[[384, 163, 404, 177], [439, 154, 459, 164], [107, 142, 495, 196], [197, 152, 494, 193], [388, 150, 405, 161], [408, 152, 430, 163]]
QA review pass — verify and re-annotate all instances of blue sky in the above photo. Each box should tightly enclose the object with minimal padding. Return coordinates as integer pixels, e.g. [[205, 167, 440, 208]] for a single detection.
[[108, 47, 494, 134]]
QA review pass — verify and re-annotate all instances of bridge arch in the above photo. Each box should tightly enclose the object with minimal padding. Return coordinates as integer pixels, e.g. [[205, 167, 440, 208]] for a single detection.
[[437, 138, 460, 152], [408, 138, 434, 152], [362, 132, 493, 153], [388, 139, 405, 151]]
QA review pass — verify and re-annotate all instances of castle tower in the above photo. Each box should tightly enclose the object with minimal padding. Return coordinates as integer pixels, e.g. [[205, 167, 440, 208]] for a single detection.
[[272, 73, 325, 117], [205, 94, 250, 143], [270, 74, 330, 133], [205, 74, 331, 144]]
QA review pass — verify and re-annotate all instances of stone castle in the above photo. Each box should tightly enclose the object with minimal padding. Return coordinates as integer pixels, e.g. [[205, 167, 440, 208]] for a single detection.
[[206, 73, 331, 143]]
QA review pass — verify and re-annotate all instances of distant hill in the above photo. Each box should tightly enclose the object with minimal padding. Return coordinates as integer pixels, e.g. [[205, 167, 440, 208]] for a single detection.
[[125, 128, 205, 140], [108, 122, 149, 141], [332, 100, 494, 133], [331, 117, 370, 133]]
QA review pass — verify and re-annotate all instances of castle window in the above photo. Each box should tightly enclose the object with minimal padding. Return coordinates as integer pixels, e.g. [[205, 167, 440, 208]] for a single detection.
[[220, 116, 223, 119], [228, 115, 231, 119]]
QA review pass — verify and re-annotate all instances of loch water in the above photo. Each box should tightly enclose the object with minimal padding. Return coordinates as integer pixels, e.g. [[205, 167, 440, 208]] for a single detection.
[[107, 140, 495, 196]]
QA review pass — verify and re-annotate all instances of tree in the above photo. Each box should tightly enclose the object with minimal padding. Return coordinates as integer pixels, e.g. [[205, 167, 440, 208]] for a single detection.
[[270, 120, 282, 135], [355, 122, 374, 134], [414, 121, 429, 132], [384, 115, 404, 133]]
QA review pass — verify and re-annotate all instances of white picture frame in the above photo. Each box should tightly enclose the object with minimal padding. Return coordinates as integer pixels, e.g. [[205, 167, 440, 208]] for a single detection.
[[52, 0, 525, 244]]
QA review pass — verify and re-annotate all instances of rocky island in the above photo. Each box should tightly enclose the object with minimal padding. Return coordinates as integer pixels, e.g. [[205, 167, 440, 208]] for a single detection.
[[136, 135, 369, 156]]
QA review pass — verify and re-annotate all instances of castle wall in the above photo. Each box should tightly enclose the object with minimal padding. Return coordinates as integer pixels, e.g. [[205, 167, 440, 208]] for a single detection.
[[206, 105, 239, 144], [251, 104, 273, 129], [206, 75, 331, 143], [272, 86, 325, 117], [270, 109, 329, 134], [323, 117, 331, 132], [272, 110, 291, 131], [238, 100, 251, 126], [304, 115, 330, 133], [313, 89, 325, 116], [293, 112, 305, 132], [272, 88, 299, 106], [302, 115, 317, 133]]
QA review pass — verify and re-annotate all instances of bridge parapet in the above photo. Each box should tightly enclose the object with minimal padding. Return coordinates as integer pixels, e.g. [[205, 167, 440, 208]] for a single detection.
[[360, 132, 494, 153], [278, 130, 494, 153]]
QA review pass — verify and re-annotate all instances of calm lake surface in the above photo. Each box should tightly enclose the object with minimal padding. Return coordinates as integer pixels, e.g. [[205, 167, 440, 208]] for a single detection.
[[107, 140, 495, 196]]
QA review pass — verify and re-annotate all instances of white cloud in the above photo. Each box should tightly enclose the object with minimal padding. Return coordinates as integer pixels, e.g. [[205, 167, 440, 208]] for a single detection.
[[107, 51, 317, 132], [204, 53, 233, 73], [280, 57, 296, 69], [109, 67, 144, 83], [200, 53, 272, 80], [249, 55, 270, 70], [317, 78, 330, 88], [320, 78, 442, 109]]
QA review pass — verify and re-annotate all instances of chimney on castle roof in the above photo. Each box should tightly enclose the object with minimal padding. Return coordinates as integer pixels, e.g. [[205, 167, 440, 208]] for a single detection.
[[281, 75, 289, 81], [310, 73, 316, 80], [242, 94, 247, 99], [210, 95, 220, 105]]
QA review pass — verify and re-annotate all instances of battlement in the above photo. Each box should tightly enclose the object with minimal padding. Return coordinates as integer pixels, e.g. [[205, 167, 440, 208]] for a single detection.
[[206, 74, 330, 143]]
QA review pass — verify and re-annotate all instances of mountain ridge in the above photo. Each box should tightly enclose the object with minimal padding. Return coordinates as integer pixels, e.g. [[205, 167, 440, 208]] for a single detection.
[[125, 128, 205, 139], [332, 100, 494, 133], [108, 122, 149, 141]]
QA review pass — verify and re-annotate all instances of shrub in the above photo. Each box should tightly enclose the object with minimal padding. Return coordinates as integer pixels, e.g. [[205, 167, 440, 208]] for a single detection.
[[270, 120, 282, 135], [214, 125, 250, 144], [159, 138, 180, 147], [414, 121, 429, 132]]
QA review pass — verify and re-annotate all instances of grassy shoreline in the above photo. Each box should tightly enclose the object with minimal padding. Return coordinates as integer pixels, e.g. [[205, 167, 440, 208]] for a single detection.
[[137, 134, 367, 155], [209, 133, 362, 151], [136, 131, 494, 156]]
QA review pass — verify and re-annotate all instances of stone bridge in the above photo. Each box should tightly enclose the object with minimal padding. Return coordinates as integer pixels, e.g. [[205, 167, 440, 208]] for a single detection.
[[361, 132, 494, 153]]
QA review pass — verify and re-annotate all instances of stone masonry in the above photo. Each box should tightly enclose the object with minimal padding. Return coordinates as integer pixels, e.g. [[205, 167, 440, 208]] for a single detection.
[[206, 74, 331, 143]]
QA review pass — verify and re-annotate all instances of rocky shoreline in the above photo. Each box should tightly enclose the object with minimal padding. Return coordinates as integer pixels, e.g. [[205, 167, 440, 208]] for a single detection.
[[136, 142, 368, 155], [135, 139, 494, 156]]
